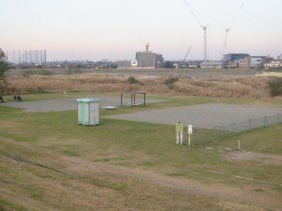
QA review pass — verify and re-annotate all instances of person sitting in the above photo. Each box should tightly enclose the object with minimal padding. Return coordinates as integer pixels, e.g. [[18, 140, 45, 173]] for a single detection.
[[13, 95, 17, 101], [0, 96, 5, 103], [17, 95, 23, 102]]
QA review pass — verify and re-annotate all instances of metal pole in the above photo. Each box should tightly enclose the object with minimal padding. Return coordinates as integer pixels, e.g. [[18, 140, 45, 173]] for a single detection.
[[121, 93, 123, 107], [203, 26, 207, 64], [188, 135, 191, 148], [18, 50, 21, 64], [144, 93, 146, 106]]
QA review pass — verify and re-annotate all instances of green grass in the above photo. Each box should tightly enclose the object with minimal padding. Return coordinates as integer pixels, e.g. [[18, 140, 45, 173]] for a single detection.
[[208, 125, 282, 154], [1, 105, 281, 191], [1, 93, 282, 210]]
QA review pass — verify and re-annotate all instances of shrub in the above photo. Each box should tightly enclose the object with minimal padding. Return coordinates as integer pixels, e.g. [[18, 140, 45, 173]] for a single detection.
[[164, 77, 179, 89], [268, 78, 282, 97], [128, 76, 140, 84]]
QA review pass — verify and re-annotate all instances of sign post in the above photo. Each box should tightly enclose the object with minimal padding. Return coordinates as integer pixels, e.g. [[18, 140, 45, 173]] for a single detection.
[[188, 125, 193, 148]]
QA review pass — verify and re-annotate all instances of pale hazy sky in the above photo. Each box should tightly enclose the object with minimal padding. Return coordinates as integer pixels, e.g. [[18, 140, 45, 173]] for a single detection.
[[0, 0, 282, 61]]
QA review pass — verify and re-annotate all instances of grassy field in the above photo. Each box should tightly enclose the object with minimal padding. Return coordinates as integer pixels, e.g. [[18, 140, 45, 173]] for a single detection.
[[6, 73, 273, 98], [0, 93, 282, 210]]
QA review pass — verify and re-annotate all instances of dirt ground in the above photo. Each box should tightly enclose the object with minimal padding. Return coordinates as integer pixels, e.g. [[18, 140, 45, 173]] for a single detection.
[[0, 97, 162, 112], [108, 103, 282, 130], [226, 151, 282, 166]]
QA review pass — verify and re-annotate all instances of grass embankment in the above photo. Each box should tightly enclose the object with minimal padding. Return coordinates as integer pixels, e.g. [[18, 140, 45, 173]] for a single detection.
[[2, 137, 237, 210], [0, 105, 281, 189], [0, 94, 281, 210], [6, 73, 273, 98], [1, 107, 269, 210]]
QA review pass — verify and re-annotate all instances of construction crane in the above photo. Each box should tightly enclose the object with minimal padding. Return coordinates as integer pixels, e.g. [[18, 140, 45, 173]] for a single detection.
[[145, 42, 150, 53], [224, 1, 247, 52], [183, 46, 192, 63], [184, 0, 208, 63], [132, 34, 151, 53]]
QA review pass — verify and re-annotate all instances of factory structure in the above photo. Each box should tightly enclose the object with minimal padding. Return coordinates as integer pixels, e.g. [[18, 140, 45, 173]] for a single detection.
[[136, 51, 164, 69], [6, 49, 47, 66], [118, 44, 164, 69], [222, 53, 276, 69]]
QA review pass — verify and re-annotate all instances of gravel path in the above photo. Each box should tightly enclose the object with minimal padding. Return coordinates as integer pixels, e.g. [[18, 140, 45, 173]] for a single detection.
[[0, 97, 162, 112], [108, 104, 282, 129]]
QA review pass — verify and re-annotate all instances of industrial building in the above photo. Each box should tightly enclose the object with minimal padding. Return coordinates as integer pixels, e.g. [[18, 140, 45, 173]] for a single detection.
[[117, 43, 164, 69], [200, 60, 222, 69], [223, 53, 250, 68], [239, 57, 251, 68], [136, 51, 164, 69]]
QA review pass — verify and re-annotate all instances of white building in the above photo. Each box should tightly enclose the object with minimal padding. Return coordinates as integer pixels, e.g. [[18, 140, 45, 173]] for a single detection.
[[201, 60, 222, 69], [250, 56, 265, 68], [265, 60, 282, 69]]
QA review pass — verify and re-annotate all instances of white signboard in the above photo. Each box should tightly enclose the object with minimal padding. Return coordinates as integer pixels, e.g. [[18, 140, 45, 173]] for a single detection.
[[188, 125, 193, 135]]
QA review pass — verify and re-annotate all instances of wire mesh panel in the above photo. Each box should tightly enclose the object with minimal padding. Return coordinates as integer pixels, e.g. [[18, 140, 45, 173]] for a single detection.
[[190, 114, 282, 146], [213, 114, 282, 133]]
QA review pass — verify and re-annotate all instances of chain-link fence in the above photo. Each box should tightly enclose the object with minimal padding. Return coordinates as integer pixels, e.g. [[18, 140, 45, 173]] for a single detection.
[[191, 113, 282, 146], [213, 113, 282, 132]]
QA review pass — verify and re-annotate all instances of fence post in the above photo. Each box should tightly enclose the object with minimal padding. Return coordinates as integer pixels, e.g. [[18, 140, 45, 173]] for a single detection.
[[210, 127, 216, 143], [232, 123, 235, 132], [264, 116, 267, 127], [249, 119, 252, 130]]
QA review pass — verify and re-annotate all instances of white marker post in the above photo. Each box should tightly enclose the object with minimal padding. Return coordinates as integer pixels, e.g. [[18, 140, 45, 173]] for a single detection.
[[188, 125, 193, 148]]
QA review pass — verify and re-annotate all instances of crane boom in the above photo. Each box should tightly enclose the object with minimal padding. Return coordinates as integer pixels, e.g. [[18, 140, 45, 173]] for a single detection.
[[183, 46, 192, 62], [224, 0, 247, 52], [183, 0, 203, 28], [183, 0, 208, 62]]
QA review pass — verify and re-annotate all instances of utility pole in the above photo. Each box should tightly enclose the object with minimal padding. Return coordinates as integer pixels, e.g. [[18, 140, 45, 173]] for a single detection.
[[203, 26, 207, 63]]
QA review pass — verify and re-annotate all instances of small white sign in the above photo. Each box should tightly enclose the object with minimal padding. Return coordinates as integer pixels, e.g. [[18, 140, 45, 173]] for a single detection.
[[188, 125, 193, 135]]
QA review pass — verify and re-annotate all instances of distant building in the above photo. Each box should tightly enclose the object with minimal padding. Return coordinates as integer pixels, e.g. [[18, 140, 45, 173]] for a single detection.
[[250, 56, 266, 68], [117, 60, 138, 69], [136, 51, 164, 69], [117, 60, 131, 69], [239, 57, 251, 68], [223, 53, 250, 68], [265, 60, 282, 69], [201, 60, 222, 69], [278, 54, 282, 60]]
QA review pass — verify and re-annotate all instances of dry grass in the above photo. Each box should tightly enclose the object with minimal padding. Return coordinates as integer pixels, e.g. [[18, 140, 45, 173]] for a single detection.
[[0, 137, 261, 210], [6, 73, 271, 98]]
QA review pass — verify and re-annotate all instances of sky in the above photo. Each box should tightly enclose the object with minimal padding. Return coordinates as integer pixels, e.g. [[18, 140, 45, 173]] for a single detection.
[[0, 0, 282, 61]]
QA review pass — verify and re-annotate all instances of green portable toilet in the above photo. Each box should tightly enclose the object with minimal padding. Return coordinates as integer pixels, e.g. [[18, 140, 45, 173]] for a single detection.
[[77, 98, 100, 126]]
